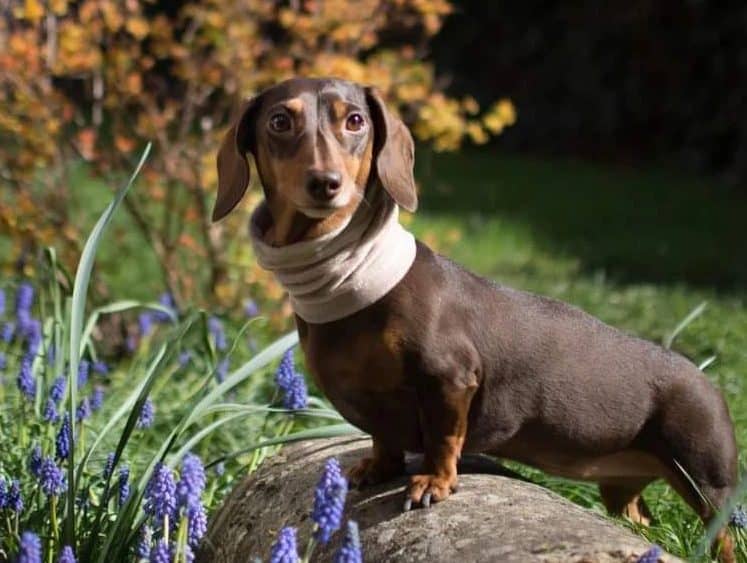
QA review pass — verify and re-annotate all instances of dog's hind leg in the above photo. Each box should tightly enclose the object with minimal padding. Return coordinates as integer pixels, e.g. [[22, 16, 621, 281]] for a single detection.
[[655, 377, 739, 563], [664, 471, 736, 563], [599, 479, 655, 526]]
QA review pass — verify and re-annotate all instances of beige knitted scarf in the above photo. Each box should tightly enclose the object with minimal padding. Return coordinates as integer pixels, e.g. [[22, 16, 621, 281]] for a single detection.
[[249, 188, 416, 324]]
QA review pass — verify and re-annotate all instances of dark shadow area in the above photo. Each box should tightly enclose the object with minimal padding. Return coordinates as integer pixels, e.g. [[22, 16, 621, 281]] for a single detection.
[[415, 148, 747, 291]]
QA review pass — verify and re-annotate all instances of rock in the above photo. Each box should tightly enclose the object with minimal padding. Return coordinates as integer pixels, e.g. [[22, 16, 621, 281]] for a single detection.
[[200, 437, 681, 562]]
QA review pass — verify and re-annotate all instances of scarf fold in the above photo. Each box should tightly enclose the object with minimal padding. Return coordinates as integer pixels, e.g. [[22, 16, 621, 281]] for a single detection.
[[249, 189, 417, 324]]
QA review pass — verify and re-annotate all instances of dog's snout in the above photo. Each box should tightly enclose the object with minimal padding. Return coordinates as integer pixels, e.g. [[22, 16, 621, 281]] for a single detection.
[[306, 169, 342, 201]]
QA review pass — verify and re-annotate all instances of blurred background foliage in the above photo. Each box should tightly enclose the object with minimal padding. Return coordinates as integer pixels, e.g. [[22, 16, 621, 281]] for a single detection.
[[432, 1, 747, 186], [0, 0, 515, 313]]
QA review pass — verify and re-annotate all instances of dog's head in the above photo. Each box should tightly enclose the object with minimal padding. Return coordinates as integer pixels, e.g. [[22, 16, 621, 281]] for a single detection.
[[213, 78, 417, 242]]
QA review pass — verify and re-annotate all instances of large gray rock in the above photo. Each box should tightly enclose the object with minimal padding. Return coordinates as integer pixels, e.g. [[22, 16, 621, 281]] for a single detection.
[[200, 437, 680, 562]]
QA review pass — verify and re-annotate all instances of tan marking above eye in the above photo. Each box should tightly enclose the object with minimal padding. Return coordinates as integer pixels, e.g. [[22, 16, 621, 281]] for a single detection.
[[331, 99, 349, 121], [283, 98, 305, 114]]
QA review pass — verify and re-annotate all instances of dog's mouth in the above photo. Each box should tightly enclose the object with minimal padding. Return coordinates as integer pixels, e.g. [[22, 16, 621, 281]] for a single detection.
[[297, 190, 359, 219], [299, 205, 338, 219]]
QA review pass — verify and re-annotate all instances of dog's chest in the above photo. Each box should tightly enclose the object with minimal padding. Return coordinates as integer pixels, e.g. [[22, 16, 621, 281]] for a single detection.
[[298, 318, 421, 447]]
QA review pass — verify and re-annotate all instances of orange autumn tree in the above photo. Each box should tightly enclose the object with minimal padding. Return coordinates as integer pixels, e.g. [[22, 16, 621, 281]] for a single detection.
[[0, 0, 515, 311]]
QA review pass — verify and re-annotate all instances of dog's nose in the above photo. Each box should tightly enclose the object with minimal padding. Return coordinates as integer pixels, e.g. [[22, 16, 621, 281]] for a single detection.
[[306, 169, 342, 201]]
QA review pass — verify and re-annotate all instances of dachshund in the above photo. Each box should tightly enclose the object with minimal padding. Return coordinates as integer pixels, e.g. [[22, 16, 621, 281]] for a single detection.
[[213, 77, 739, 562]]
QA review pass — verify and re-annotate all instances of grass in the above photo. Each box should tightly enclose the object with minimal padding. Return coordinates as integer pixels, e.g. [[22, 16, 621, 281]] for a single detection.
[[410, 148, 747, 560]]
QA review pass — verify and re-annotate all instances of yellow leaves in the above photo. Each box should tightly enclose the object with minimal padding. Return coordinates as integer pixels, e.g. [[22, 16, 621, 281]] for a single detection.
[[50, 0, 68, 16], [125, 72, 142, 95], [396, 83, 429, 103], [57, 21, 100, 72], [483, 98, 517, 134], [462, 96, 479, 115], [23, 0, 45, 22], [100, 1, 124, 31], [125, 16, 149, 40], [466, 121, 488, 145], [415, 93, 465, 151]]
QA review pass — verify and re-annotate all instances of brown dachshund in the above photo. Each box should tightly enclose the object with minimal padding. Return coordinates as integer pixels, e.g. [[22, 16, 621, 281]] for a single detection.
[[214, 78, 739, 562]]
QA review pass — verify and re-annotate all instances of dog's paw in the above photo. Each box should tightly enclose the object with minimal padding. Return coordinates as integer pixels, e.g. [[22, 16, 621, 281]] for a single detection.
[[403, 473, 457, 511], [347, 456, 402, 489]]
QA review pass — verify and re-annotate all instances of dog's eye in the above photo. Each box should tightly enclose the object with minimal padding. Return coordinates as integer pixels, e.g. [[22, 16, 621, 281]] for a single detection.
[[345, 113, 365, 132], [269, 113, 291, 133]]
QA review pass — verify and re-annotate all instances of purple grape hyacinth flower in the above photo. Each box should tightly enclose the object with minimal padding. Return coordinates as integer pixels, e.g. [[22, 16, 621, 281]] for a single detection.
[[7, 479, 23, 512], [244, 299, 259, 318], [15, 282, 34, 313], [178, 350, 192, 368], [57, 545, 76, 563], [118, 466, 130, 507], [15, 283, 34, 332], [177, 453, 206, 507], [77, 359, 90, 388], [269, 527, 299, 563], [24, 319, 42, 356], [44, 399, 60, 423], [50, 375, 66, 403], [39, 457, 66, 497], [636, 545, 662, 563], [149, 539, 170, 563], [215, 358, 229, 384], [274, 349, 307, 410], [208, 316, 227, 351], [91, 386, 105, 411], [0, 351, 5, 371], [312, 458, 348, 544], [187, 502, 208, 548], [275, 349, 294, 388], [103, 452, 116, 480], [29, 444, 42, 477], [154, 292, 177, 323], [334, 520, 362, 563], [17, 354, 36, 400], [139, 312, 154, 337], [56, 414, 73, 460], [731, 505, 747, 528], [282, 374, 307, 410], [137, 398, 155, 429], [0, 478, 6, 508], [144, 463, 177, 523], [93, 360, 109, 375], [1, 321, 14, 343], [17, 531, 42, 563], [136, 525, 153, 559], [76, 397, 92, 422]]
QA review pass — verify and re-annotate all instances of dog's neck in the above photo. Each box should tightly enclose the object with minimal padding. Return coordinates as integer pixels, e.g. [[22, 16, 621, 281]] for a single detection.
[[249, 187, 417, 324]]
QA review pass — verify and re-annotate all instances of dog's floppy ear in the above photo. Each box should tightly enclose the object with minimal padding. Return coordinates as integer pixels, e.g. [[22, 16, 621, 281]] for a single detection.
[[365, 87, 418, 212], [213, 97, 260, 222]]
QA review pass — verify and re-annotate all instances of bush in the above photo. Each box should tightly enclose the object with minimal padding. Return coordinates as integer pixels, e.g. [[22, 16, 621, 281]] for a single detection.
[[0, 0, 515, 310]]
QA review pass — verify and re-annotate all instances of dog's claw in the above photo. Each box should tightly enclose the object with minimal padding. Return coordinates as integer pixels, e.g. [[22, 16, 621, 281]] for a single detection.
[[422, 492, 432, 508], [403, 498, 413, 512]]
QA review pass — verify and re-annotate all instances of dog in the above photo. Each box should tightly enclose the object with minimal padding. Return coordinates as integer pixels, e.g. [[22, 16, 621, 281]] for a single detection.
[[213, 77, 739, 562]]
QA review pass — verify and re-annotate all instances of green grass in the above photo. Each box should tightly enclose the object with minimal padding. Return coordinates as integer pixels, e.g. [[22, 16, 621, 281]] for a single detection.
[[411, 148, 747, 560]]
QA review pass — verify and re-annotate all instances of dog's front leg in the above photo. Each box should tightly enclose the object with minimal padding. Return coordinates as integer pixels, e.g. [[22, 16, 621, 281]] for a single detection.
[[405, 375, 477, 510], [348, 437, 404, 488]]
